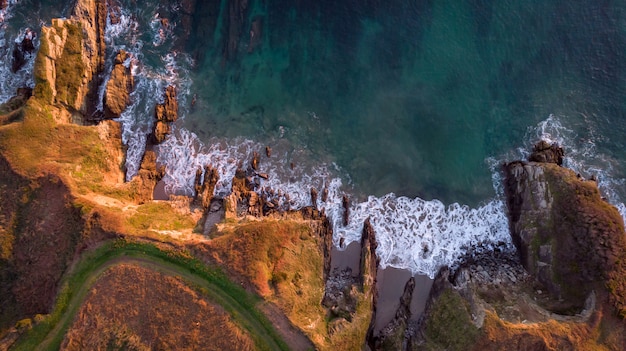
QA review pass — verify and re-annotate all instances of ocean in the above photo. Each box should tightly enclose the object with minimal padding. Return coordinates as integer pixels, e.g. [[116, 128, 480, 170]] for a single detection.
[[2, 0, 626, 277]]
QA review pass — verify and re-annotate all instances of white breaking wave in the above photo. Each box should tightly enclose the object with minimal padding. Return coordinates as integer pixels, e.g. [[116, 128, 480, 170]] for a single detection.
[[0, 2, 36, 104], [156, 123, 514, 278], [106, 5, 623, 279], [100, 4, 192, 180], [527, 114, 626, 224]]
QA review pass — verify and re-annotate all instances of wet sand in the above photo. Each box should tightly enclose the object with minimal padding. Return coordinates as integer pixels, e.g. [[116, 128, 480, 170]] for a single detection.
[[330, 241, 362, 275], [329, 242, 434, 336]]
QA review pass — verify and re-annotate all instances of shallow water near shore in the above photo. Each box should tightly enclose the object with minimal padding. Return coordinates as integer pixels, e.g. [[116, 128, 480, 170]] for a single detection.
[[2, 0, 626, 278]]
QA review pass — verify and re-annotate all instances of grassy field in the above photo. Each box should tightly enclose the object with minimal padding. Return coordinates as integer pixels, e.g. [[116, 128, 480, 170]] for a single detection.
[[9, 239, 289, 351]]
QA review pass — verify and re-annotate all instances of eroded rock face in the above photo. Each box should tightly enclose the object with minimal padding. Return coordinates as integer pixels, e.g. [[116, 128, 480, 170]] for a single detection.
[[132, 150, 165, 204], [504, 144, 626, 311], [528, 140, 564, 165], [33, 0, 107, 124], [103, 50, 134, 119], [151, 85, 178, 144]]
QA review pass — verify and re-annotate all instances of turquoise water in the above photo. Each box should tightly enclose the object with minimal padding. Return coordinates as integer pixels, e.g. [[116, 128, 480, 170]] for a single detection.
[[182, 0, 626, 205], [2, 0, 626, 275]]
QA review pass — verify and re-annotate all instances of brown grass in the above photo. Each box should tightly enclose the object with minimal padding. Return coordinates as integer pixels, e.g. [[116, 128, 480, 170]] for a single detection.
[[61, 264, 255, 351], [206, 218, 372, 350]]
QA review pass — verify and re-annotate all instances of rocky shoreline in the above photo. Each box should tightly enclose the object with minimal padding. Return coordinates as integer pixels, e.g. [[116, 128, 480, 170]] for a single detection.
[[1, 0, 626, 350]]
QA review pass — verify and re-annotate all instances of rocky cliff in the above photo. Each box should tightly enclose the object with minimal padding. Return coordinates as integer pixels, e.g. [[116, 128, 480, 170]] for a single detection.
[[33, 0, 107, 124], [103, 50, 134, 119], [408, 141, 626, 351], [504, 143, 626, 314]]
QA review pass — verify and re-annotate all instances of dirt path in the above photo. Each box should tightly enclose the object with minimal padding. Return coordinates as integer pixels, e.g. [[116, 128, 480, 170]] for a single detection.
[[11, 243, 293, 351]]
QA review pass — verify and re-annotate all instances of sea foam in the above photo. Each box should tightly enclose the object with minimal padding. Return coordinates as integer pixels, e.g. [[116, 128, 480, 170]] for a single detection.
[[0, 2, 37, 104]]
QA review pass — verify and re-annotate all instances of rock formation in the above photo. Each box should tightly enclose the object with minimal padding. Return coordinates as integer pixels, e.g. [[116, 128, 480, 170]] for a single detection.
[[504, 141, 626, 312], [151, 85, 178, 144], [370, 277, 415, 350], [33, 0, 107, 124], [528, 140, 564, 165], [103, 50, 134, 119], [11, 28, 36, 73], [131, 150, 165, 204]]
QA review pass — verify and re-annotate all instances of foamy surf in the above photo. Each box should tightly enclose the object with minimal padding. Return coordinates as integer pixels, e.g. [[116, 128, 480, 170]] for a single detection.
[[103, 3, 625, 279], [0, 2, 37, 104], [99, 3, 192, 180], [528, 114, 626, 225], [155, 122, 514, 278]]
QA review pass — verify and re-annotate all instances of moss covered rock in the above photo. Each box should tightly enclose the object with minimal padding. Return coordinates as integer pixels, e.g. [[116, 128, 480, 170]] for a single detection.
[[504, 148, 626, 315]]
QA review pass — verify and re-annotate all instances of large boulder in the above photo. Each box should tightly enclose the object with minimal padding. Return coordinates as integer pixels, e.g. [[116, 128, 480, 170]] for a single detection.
[[504, 143, 626, 312], [103, 50, 134, 119]]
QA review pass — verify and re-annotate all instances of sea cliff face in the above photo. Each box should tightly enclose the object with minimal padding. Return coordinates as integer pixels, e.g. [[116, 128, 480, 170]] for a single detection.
[[33, 0, 106, 124], [505, 149, 626, 313], [407, 142, 626, 351], [2, 1, 626, 350]]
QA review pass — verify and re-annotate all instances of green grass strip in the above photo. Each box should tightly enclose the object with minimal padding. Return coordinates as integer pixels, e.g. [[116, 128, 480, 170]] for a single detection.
[[10, 239, 289, 351]]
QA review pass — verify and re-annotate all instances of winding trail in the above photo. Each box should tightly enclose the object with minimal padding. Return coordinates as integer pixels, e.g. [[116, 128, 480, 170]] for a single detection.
[[10, 240, 293, 351]]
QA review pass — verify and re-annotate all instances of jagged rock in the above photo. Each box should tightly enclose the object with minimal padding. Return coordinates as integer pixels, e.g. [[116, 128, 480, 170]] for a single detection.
[[363, 219, 382, 349], [33, 0, 107, 124], [310, 187, 318, 208], [504, 144, 626, 313], [132, 150, 165, 204], [342, 195, 350, 226], [151, 85, 178, 144], [103, 50, 134, 119], [11, 28, 36, 73], [96, 120, 125, 184], [195, 165, 219, 209], [371, 277, 416, 351], [528, 140, 564, 165], [251, 151, 259, 170]]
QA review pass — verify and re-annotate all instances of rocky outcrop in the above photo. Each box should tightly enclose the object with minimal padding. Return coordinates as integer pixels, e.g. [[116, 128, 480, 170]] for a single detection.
[[151, 85, 178, 144], [131, 150, 165, 204], [528, 140, 564, 165], [96, 120, 126, 184], [504, 143, 626, 312], [11, 28, 36, 73], [103, 50, 134, 119], [194, 165, 219, 210], [370, 277, 415, 351], [33, 0, 107, 124]]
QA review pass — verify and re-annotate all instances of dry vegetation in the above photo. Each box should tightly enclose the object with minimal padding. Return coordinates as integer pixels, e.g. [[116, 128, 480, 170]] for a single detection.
[[204, 218, 371, 350], [62, 264, 255, 351]]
